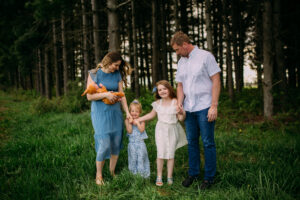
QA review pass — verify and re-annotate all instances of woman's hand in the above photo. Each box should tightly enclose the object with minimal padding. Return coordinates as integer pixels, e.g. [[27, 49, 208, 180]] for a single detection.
[[126, 112, 133, 122], [105, 92, 119, 103]]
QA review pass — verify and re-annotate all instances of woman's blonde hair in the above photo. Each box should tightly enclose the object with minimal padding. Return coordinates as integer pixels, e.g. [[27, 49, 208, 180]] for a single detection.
[[154, 80, 177, 100], [129, 99, 142, 113], [91, 51, 132, 87]]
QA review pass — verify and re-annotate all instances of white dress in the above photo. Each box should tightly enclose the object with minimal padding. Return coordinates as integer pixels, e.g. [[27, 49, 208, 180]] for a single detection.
[[152, 99, 188, 159]]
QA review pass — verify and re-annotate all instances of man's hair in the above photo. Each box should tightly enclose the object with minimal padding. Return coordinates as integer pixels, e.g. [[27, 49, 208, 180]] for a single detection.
[[170, 31, 191, 46]]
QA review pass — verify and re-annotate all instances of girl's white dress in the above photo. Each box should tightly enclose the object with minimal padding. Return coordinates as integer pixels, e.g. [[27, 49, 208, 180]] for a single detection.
[[152, 99, 188, 159]]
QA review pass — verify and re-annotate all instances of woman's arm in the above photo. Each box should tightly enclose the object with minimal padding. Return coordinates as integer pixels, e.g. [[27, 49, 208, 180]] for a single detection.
[[119, 81, 132, 120], [138, 109, 157, 122], [86, 75, 116, 101], [124, 118, 132, 133]]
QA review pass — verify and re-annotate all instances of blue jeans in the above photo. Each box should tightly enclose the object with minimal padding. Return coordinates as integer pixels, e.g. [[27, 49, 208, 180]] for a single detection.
[[184, 107, 216, 181]]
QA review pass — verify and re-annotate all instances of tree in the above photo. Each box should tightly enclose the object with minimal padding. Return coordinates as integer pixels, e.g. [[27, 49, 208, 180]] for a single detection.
[[107, 0, 121, 52], [262, 0, 274, 119]]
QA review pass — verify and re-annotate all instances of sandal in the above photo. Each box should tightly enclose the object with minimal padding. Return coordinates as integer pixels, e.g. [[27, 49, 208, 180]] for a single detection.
[[156, 176, 163, 186], [95, 176, 104, 186], [167, 177, 173, 185]]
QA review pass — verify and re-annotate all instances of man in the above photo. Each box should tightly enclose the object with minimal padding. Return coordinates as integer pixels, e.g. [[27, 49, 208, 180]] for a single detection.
[[171, 31, 221, 189]]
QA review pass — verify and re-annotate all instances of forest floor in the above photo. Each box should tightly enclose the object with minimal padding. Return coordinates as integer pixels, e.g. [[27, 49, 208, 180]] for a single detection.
[[0, 90, 299, 200]]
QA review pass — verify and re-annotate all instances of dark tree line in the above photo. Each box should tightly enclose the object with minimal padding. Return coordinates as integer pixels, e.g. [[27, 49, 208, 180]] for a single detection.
[[0, 0, 299, 118]]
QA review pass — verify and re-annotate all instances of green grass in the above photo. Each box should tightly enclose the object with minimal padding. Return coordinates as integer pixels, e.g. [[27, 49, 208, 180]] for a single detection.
[[0, 90, 299, 199]]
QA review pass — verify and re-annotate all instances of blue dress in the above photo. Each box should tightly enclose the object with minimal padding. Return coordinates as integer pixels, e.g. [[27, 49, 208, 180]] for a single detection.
[[127, 125, 150, 178], [89, 68, 123, 161]]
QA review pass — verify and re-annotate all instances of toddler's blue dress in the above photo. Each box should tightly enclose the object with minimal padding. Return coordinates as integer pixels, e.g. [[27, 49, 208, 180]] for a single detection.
[[127, 125, 150, 178], [89, 68, 123, 161]]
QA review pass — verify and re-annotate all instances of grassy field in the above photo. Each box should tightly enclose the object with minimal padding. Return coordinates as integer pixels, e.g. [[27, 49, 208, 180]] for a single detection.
[[0, 90, 299, 200]]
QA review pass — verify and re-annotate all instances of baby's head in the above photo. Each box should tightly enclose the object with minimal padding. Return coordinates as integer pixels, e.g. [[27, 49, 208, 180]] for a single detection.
[[129, 100, 142, 119], [155, 80, 177, 100]]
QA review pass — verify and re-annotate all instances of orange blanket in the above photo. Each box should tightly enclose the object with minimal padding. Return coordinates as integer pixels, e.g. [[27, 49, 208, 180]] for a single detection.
[[81, 83, 124, 104]]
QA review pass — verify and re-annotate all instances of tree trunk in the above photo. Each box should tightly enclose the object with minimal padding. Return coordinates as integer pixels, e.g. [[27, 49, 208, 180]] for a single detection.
[[205, 0, 213, 52], [263, 0, 274, 119], [179, 0, 188, 34], [52, 20, 61, 97], [91, 0, 101, 64], [131, 0, 140, 97], [143, 30, 151, 90], [173, 0, 180, 32], [223, 0, 234, 101], [37, 48, 43, 95], [61, 12, 68, 95], [151, 0, 159, 86], [44, 46, 51, 99], [273, 0, 287, 95], [107, 0, 120, 52], [160, 1, 168, 81], [81, 0, 90, 87]]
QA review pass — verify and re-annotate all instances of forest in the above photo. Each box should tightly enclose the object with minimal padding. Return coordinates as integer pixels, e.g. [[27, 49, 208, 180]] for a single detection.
[[0, 0, 299, 117], [0, 0, 300, 199]]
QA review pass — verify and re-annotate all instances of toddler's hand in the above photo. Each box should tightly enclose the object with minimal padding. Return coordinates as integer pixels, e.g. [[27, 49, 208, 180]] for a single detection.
[[129, 118, 133, 124]]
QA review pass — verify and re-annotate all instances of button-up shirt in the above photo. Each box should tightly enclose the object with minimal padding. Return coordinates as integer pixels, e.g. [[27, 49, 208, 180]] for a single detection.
[[175, 46, 221, 112]]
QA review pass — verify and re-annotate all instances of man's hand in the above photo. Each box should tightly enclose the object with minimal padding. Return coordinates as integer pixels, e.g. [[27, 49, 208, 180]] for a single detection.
[[207, 106, 218, 122]]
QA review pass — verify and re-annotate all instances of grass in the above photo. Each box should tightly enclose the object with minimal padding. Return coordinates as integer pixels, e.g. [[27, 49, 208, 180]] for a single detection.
[[0, 90, 299, 200]]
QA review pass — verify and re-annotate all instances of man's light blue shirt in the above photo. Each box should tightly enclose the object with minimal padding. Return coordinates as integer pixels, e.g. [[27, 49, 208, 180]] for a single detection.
[[175, 46, 221, 112]]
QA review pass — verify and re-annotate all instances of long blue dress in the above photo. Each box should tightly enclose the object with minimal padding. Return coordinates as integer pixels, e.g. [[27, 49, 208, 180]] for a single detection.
[[127, 125, 150, 178], [89, 68, 123, 161]]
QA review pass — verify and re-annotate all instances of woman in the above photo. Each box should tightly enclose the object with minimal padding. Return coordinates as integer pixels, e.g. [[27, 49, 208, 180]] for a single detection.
[[86, 51, 132, 185]]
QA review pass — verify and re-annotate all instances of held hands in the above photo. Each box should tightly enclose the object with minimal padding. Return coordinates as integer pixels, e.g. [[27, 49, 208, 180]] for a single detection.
[[126, 112, 133, 124], [176, 104, 184, 115], [207, 106, 218, 122]]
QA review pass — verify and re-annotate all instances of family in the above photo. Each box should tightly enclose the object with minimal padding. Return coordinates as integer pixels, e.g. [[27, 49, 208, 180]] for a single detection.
[[85, 31, 221, 189]]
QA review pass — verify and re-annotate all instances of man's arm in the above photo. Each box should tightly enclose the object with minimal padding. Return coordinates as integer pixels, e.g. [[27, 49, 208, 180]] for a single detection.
[[177, 82, 184, 114], [207, 72, 221, 122]]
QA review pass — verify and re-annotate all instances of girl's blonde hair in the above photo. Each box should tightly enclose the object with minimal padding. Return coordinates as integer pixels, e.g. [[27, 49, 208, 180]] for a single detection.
[[91, 51, 132, 87], [155, 80, 177, 100], [129, 99, 142, 113]]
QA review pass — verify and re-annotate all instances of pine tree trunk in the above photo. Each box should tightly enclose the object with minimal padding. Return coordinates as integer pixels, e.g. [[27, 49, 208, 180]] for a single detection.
[[142, 30, 151, 90], [173, 0, 180, 32], [151, 0, 159, 86], [52, 20, 61, 97], [91, 0, 101, 64], [179, 0, 188, 34], [38, 48, 44, 95], [263, 0, 274, 119], [131, 0, 140, 97], [160, 1, 168, 81], [273, 0, 287, 95], [81, 0, 90, 87], [107, 0, 120, 52], [61, 12, 68, 95], [223, 0, 234, 101], [205, 0, 213, 52], [44, 47, 51, 99]]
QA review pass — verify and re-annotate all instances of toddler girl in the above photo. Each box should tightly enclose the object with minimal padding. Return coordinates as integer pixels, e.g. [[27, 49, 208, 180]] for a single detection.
[[137, 80, 187, 186], [125, 100, 150, 178]]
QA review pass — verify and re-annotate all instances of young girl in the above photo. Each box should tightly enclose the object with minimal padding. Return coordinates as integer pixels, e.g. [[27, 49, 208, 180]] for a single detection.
[[124, 100, 150, 178], [137, 80, 187, 186]]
